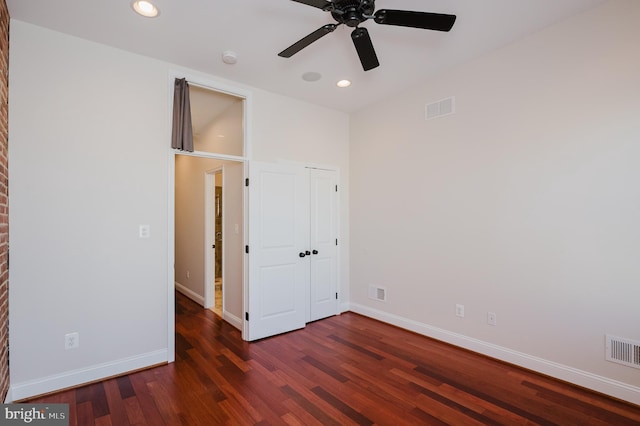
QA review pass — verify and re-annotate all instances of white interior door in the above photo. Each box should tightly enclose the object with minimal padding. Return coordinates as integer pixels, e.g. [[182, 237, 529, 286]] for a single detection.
[[247, 162, 309, 341], [309, 169, 338, 322]]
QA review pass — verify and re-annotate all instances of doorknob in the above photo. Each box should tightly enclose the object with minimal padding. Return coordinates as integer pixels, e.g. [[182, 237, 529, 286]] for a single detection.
[[312, 250, 318, 255], [305, 250, 311, 256], [299, 252, 306, 258]]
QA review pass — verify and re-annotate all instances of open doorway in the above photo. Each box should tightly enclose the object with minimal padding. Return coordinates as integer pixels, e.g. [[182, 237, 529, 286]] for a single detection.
[[172, 79, 247, 332], [213, 170, 223, 316]]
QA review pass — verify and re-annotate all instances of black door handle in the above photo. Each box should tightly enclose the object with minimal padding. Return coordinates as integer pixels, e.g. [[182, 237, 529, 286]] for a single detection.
[[299, 252, 306, 258], [305, 250, 311, 256], [312, 250, 318, 255]]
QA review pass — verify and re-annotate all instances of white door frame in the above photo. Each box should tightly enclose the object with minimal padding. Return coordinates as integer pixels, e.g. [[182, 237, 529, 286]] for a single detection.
[[167, 70, 252, 361], [204, 166, 223, 310]]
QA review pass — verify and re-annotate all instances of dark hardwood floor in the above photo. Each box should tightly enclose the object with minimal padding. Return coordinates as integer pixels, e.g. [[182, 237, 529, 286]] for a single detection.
[[28, 292, 640, 425]]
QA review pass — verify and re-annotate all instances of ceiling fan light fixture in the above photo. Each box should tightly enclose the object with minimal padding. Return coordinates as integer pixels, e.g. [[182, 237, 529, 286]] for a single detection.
[[132, 1, 159, 18], [278, 0, 457, 72], [336, 79, 352, 88]]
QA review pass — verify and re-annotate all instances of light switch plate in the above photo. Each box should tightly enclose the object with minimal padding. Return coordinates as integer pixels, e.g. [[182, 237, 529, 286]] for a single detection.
[[139, 225, 150, 238]]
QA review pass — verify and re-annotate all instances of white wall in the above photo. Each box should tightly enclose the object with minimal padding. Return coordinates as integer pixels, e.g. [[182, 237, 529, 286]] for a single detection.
[[8, 20, 349, 400], [195, 99, 243, 157], [349, 0, 640, 403]]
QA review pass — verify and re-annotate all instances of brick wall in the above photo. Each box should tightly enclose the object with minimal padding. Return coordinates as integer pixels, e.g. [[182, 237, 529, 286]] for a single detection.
[[0, 0, 8, 402]]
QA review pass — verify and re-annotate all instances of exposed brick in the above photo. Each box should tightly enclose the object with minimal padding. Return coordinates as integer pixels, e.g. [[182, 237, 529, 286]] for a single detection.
[[0, 0, 8, 402]]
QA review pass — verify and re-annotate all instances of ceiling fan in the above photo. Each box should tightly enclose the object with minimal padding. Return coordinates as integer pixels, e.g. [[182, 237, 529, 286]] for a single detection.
[[278, 0, 457, 71]]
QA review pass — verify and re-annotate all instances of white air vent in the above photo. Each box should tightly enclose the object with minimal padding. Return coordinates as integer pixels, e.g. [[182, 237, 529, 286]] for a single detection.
[[606, 335, 640, 369], [425, 96, 455, 121], [368, 285, 386, 302]]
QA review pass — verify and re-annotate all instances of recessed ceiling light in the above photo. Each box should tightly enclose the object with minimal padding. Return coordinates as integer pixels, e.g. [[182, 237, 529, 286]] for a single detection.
[[132, 1, 159, 18], [302, 72, 322, 82], [336, 79, 352, 88]]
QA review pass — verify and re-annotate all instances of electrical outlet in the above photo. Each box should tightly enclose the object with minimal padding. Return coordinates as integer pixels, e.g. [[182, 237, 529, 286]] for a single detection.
[[65, 332, 79, 350], [455, 304, 465, 318], [488, 312, 497, 326]]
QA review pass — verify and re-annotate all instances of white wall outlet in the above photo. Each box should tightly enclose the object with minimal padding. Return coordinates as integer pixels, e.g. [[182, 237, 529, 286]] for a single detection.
[[65, 332, 79, 350], [455, 304, 465, 318], [488, 312, 497, 326]]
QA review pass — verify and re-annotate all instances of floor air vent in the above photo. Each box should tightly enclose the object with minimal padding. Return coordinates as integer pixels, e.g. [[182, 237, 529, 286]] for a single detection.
[[606, 335, 640, 369], [368, 285, 386, 302]]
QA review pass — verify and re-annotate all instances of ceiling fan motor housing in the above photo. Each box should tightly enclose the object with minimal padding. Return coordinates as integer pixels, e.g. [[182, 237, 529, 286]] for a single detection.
[[331, 0, 375, 27]]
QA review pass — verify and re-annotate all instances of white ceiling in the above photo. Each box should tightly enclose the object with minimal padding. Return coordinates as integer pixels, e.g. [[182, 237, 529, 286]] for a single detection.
[[7, 0, 606, 113]]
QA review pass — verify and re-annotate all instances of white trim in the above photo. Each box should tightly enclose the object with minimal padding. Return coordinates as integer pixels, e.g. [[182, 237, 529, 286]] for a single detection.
[[176, 150, 245, 162], [242, 161, 250, 340], [175, 281, 205, 307], [349, 302, 640, 405], [7, 350, 168, 402], [223, 311, 243, 331], [166, 148, 176, 364]]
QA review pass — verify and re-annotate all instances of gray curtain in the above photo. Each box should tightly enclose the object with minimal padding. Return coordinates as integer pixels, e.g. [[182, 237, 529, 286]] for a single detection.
[[171, 78, 194, 152]]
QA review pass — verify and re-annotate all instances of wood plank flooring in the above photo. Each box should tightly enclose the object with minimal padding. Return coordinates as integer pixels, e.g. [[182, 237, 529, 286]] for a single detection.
[[28, 292, 640, 425]]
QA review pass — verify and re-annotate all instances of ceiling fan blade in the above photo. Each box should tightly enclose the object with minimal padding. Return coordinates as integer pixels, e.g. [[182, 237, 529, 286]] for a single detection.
[[351, 27, 379, 71], [278, 24, 338, 58], [374, 10, 457, 31], [290, 0, 332, 10]]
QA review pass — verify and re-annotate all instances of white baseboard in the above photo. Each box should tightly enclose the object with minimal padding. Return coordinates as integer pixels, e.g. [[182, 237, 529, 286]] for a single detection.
[[175, 281, 205, 306], [7, 349, 168, 402], [223, 311, 243, 331], [349, 303, 640, 406]]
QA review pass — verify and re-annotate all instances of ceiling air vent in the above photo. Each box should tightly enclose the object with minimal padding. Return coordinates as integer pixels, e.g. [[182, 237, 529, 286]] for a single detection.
[[368, 285, 386, 302], [606, 335, 640, 369], [425, 96, 455, 121]]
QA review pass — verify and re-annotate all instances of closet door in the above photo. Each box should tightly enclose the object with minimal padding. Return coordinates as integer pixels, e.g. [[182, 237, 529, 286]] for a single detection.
[[247, 162, 309, 341], [309, 169, 338, 322]]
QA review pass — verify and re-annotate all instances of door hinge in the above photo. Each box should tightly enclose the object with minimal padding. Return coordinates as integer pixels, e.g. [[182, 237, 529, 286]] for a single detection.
[[245, 178, 249, 187], [245, 245, 249, 254], [336, 292, 338, 300], [245, 312, 249, 321], [335, 239, 338, 246], [335, 184, 338, 192]]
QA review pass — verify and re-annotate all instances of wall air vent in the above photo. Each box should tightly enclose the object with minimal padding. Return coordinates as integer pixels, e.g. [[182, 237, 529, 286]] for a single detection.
[[425, 96, 455, 121], [606, 335, 640, 369], [368, 285, 386, 302]]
